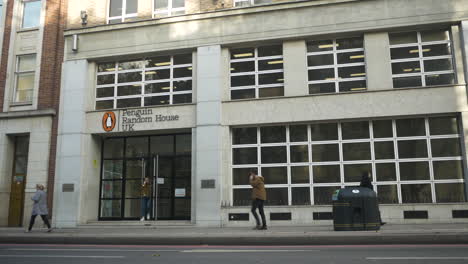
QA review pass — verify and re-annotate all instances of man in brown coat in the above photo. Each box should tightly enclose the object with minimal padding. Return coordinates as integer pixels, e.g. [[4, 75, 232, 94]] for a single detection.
[[249, 170, 267, 230]]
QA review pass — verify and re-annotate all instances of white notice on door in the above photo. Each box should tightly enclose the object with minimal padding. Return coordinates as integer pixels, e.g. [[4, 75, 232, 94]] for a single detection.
[[157, 178, 164, 184], [175, 188, 186, 197]]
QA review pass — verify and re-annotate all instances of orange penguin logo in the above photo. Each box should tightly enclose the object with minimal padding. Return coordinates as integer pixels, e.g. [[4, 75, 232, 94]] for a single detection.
[[102, 112, 116, 132]]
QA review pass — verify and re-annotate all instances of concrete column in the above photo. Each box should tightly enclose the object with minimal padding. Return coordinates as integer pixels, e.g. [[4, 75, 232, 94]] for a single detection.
[[194, 45, 223, 226], [53, 60, 88, 228], [452, 25, 466, 85], [461, 21, 468, 86], [283, 40, 308, 97], [460, 112, 468, 198], [364, 32, 393, 90]]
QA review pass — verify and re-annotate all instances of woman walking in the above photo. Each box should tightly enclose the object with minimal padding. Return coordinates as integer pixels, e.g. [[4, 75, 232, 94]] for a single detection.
[[250, 170, 267, 230], [27, 184, 52, 232]]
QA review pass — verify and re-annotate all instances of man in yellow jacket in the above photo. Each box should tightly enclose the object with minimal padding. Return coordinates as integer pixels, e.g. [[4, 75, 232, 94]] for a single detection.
[[250, 170, 267, 230]]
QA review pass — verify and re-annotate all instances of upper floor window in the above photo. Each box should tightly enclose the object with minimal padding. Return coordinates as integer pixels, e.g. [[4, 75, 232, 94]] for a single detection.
[[234, 0, 272, 7], [230, 45, 284, 100], [108, 0, 138, 24], [96, 54, 193, 110], [154, 0, 185, 18], [22, 0, 41, 29], [14, 54, 36, 103], [307, 37, 366, 94], [389, 30, 455, 88]]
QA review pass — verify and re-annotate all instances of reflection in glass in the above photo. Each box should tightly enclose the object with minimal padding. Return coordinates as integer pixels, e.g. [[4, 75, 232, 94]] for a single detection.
[[144, 95, 169, 106], [374, 141, 395, 159], [290, 125, 308, 142], [308, 68, 334, 81], [173, 94, 192, 104], [291, 166, 309, 184], [314, 186, 340, 205], [124, 199, 141, 218], [341, 121, 369, 139], [435, 183, 466, 203], [290, 145, 308, 163], [311, 123, 338, 141], [96, 100, 114, 110], [313, 165, 340, 183], [125, 180, 142, 198], [399, 162, 430, 181], [431, 138, 461, 157], [101, 181, 122, 199], [397, 140, 428, 159], [401, 184, 432, 203], [258, 45, 282, 57], [373, 120, 393, 138], [102, 160, 123, 179], [231, 61, 255, 73], [429, 116, 458, 135], [231, 89, 255, 100], [104, 138, 124, 159], [307, 40, 333, 52], [309, 82, 335, 94], [265, 188, 288, 205], [389, 32, 417, 45], [117, 98, 141, 108], [233, 148, 257, 165], [176, 134, 191, 154], [100, 200, 121, 218], [312, 144, 339, 162], [151, 135, 174, 155], [308, 54, 334, 66], [231, 75, 255, 87], [261, 126, 286, 143], [233, 127, 257, 145], [344, 163, 371, 182], [233, 168, 255, 185], [377, 185, 398, 204], [425, 74, 455, 86], [342, 142, 371, 161], [233, 189, 251, 206], [336, 37, 363, 50], [292, 187, 310, 205], [433, 160, 463, 180], [375, 163, 396, 181], [22, 0, 41, 28], [117, 85, 141, 96], [262, 167, 287, 184], [393, 76, 422, 88], [261, 146, 287, 163]]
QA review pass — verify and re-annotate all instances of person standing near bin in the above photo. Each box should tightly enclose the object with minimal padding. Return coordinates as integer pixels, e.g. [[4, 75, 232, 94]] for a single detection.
[[249, 170, 267, 230], [360, 171, 386, 226], [140, 177, 151, 221], [27, 184, 52, 232]]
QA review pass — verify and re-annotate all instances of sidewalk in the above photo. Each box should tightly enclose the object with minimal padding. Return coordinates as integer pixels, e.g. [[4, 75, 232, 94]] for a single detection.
[[1, 223, 467, 245]]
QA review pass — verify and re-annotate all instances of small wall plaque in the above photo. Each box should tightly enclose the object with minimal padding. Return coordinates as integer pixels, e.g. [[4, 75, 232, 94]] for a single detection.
[[201, 179, 215, 189], [62, 184, 74, 192]]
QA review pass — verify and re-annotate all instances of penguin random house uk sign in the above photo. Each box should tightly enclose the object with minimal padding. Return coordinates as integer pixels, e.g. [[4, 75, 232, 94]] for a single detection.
[[99, 107, 192, 133]]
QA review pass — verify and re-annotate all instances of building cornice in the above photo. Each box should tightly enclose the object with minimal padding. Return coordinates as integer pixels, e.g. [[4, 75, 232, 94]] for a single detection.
[[0, 109, 56, 119]]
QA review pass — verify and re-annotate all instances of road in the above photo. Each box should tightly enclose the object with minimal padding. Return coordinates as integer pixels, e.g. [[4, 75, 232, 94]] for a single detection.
[[0, 244, 467, 264]]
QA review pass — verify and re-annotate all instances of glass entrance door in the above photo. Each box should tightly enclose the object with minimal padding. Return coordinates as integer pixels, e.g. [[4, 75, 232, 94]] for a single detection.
[[154, 155, 191, 220]]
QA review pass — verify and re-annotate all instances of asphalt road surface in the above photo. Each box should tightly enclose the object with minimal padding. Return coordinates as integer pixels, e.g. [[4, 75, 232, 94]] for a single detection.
[[0, 244, 467, 264]]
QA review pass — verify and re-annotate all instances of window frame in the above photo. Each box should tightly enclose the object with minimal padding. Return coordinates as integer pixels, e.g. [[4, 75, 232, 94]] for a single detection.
[[21, 0, 42, 29], [231, 116, 465, 206], [390, 30, 455, 88], [229, 45, 284, 100], [95, 55, 193, 110], [153, 0, 185, 18], [107, 0, 138, 24], [307, 37, 367, 94], [13, 54, 36, 104]]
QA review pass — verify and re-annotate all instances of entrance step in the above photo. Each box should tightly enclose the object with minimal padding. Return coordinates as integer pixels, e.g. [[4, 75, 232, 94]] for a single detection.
[[80, 220, 194, 228]]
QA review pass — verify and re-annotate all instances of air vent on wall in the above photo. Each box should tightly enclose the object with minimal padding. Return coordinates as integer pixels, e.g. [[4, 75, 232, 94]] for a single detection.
[[229, 213, 249, 221], [270, 213, 291, 220], [404, 210, 428, 219], [313, 212, 333, 220], [452, 210, 468, 218]]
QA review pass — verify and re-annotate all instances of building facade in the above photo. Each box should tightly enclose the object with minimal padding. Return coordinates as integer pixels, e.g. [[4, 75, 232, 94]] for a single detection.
[[54, 0, 468, 227], [0, 0, 66, 227]]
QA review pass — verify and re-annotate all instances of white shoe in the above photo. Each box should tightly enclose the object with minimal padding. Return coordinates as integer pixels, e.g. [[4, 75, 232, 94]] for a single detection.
[[140, 217, 145, 221]]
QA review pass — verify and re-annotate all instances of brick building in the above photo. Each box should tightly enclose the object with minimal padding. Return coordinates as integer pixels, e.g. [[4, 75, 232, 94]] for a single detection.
[[0, 0, 66, 227]]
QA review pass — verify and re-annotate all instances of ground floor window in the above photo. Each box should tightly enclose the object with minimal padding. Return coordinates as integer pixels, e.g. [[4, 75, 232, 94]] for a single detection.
[[100, 134, 191, 220], [231, 116, 466, 206]]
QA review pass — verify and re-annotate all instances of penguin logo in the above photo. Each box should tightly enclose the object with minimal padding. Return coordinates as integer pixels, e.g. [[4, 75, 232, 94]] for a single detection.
[[102, 112, 116, 132]]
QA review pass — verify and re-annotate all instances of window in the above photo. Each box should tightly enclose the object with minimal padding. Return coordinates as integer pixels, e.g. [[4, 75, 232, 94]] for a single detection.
[[108, 0, 138, 24], [96, 54, 193, 110], [307, 37, 367, 94], [234, 0, 272, 7], [230, 45, 284, 100], [231, 116, 465, 206], [389, 30, 455, 88], [22, 0, 41, 29], [154, 0, 185, 18], [14, 54, 36, 103]]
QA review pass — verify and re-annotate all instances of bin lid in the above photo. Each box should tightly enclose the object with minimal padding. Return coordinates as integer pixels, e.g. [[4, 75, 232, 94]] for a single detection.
[[337, 186, 377, 199]]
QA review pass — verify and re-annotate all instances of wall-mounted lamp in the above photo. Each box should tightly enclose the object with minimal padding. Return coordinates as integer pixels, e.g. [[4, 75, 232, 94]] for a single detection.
[[80, 10, 88, 26], [72, 34, 78, 52]]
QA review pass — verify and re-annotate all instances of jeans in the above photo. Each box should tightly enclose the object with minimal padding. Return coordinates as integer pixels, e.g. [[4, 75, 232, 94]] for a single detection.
[[28, 214, 51, 231], [251, 199, 266, 227], [141, 197, 151, 219]]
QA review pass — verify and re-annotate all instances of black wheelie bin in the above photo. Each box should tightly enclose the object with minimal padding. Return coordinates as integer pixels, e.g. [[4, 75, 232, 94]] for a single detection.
[[332, 187, 381, 231]]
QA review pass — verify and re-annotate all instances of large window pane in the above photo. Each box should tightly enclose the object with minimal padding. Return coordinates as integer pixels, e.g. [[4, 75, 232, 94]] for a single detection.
[[314, 186, 340, 205], [103, 138, 124, 159], [175, 134, 191, 154], [233, 148, 257, 165], [374, 141, 395, 159], [373, 120, 393, 138], [22, 0, 41, 28], [233, 168, 256, 185], [110, 0, 123, 17], [429, 116, 459, 135], [397, 140, 428, 158], [291, 166, 309, 184], [433, 160, 463, 180], [265, 188, 288, 206], [389, 32, 418, 45], [258, 86, 284, 98], [435, 183, 466, 203], [311, 123, 338, 141], [425, 73, 455, 86], [424, 59, 453, 72], [431, 138, 461, 157], [151, 135, 174, 155], [313, 165, 340, 183], [97, 75, 115, 85], [102, 160, 123, 180], [307, 40, 333, 52], [292, 187, 310, 205], [342, 142, 371, 161], [261, 146, 286, 163], [376, 163, 396, 181], [290, 145, 308, 163], [126, 137, 148, 158], [101, 181, 122, 199], [421, 30, 449, 42], [309, 82, 335, 94], [336, 37, 363, 50], [100, 200, 121, 218], [289, 125, 308, 142], [377, 185, 398, 204], [399, 162, 430, 181], [233, 127, 257, 145], [231, 89, 255, 100], [261, 126, 285, 143], [124, 180, 141, 198], [396, 118, 426, 137], [258, 45, 282, 57], [233, 189, 251, 206], [116, 98, 141, 108], [258, 59, 283, 71], [401, 184, 432, 203], [344, 164, 371, 183], [312, 144, 339, 162], [308, 68, 334, 81], [308, 54, 334, 66], [393, 76, 422, 88], [262, 167, 287, 184], [341, 121, 369, 139], [231, 61, 255, 73]]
